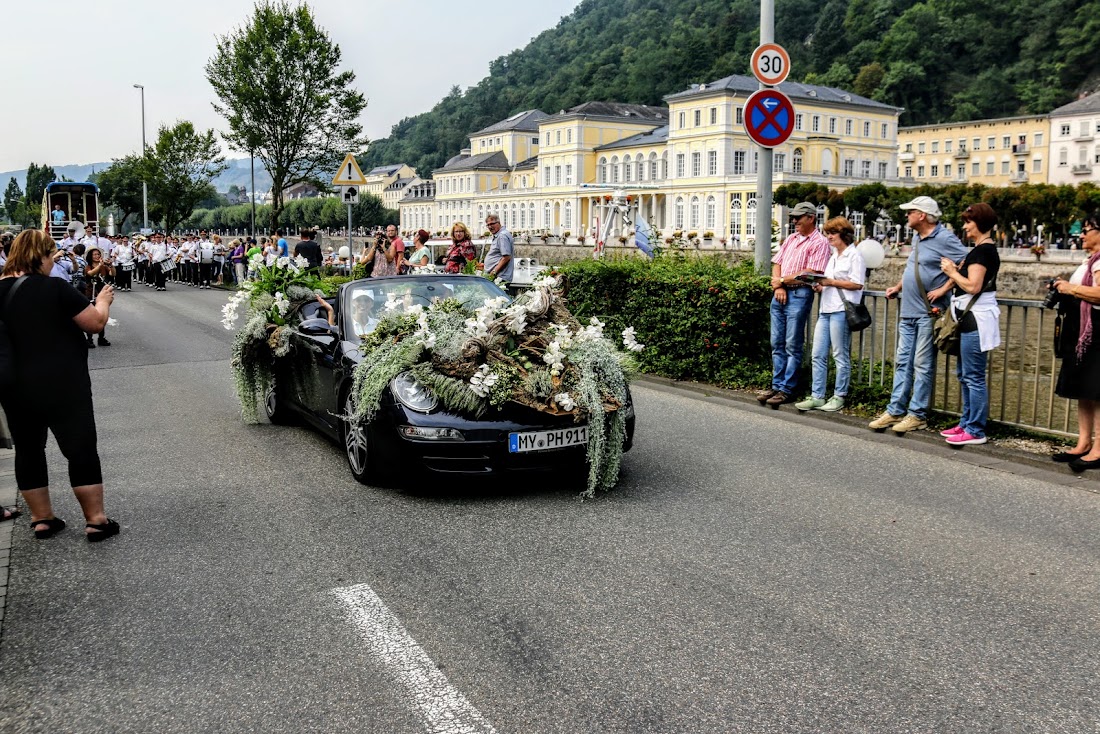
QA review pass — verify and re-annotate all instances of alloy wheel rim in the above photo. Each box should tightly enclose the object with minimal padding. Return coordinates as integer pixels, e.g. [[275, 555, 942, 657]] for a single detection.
[[344, 393, 368, 475], [265, 387, 277, 417]]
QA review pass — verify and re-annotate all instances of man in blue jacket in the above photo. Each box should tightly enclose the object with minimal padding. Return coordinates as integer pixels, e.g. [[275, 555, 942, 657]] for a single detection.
[[869, 196, 967, 434]]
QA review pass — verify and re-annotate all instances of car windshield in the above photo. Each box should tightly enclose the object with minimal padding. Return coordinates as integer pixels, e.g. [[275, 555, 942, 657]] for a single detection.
[[343, 276, 508, 338]]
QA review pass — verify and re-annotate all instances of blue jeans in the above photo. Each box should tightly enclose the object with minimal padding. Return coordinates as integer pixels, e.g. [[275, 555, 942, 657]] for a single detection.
[[811, 311, 852, 399], [956, 329, 988, 437], [886, 315, 937, 419], [770, 287, 815, 394]]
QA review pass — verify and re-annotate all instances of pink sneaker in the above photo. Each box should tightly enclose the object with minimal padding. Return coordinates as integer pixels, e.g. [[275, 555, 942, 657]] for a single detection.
[[946, 431, 987, 446], [939, 425, 964, 437]]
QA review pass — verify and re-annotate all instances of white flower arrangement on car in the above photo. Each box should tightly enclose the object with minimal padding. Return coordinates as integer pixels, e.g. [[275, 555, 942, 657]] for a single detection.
[[349, 274, 644, 496]]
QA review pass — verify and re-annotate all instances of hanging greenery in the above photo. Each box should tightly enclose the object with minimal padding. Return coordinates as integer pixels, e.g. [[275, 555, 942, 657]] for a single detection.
[[350, 277, 644, 497]]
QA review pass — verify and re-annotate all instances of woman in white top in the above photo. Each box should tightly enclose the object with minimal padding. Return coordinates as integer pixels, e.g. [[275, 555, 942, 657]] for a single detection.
[[796, 216, 865, 413], [1051, 214, 1100, 470]]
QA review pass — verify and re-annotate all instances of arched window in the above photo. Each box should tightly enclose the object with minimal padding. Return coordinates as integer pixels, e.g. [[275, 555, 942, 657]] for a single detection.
[[746, 197, 757, 236], [650, 152, 659, 181], [793, 148, 804, 174], [544, 202, 552, 228], [690, 196, 700, 228], [520, 204, 526, 229], [564, 201, 572, 229], [730, 198, 742, 239], [675, 197, 685, 229], [661, 152, 669, 180], [624, 158, 632, 182], [598, 157, 608, 184], [611, 156, 620, 183], [478, 205, 484, 225], [529, 203, 535, 227], [706, 196, 716, 229]]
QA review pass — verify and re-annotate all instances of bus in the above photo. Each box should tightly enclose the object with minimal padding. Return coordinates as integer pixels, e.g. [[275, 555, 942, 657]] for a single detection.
[[41, 181, 99, 241]]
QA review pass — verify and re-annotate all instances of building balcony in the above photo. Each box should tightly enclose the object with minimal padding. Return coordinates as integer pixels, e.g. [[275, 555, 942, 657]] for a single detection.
[[898, 151, 915, 162], [1011, 172, 1029, 183], [953, 148, 971, 159], [1012, 143, 1029, 155], [1072, 164, 1093, 175], [1075, 134, 1095, 143]]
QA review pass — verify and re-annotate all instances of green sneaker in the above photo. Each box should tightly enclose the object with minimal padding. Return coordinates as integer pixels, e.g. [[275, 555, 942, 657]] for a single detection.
[[794, 397, 825, 411], [817, 396, 845, 412]]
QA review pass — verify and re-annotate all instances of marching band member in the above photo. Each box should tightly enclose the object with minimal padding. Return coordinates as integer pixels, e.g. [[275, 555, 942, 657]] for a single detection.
[[134, 236, 150, 286], [60, 225, 83, 252], [149, 232, 170, 291], [113, 236, 135, 291]]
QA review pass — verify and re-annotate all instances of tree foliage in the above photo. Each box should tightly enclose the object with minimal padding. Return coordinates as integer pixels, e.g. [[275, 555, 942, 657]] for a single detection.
[[205, 1, 368, 232], [361, 0, 1100, 175], [3, 179, 22, 224], [96, 154, 147, 230], [144, 121, 227, 234], [182, 192, 397, 232]]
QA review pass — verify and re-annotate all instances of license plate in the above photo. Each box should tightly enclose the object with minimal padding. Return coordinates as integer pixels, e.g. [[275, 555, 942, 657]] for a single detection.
[[508, 425, 588, 453]]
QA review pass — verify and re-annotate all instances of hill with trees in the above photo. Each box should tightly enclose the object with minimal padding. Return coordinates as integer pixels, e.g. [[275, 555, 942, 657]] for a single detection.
[[361, 0, 1100, 176]]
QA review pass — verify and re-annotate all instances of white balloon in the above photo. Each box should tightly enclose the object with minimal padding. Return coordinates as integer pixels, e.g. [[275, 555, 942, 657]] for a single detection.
[[338, 246, 351, 259], [857, 238, 885, 269]]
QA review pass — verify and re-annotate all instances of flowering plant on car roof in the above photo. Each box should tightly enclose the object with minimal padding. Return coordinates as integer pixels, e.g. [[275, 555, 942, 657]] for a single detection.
[[350, 274, 644, 496], [223, 254, 326, 423]]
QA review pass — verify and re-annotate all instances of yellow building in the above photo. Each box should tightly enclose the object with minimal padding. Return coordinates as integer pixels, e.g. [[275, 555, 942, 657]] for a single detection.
[[398, 181, 437, 233], [363, 163, 417, 199], [898, 115, 1049, 187]]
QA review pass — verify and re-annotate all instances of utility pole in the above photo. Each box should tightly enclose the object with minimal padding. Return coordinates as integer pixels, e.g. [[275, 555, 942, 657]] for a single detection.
[[755, 0, 775, 273], [133, 84, 149, 231], [250, 150, 256, 239]]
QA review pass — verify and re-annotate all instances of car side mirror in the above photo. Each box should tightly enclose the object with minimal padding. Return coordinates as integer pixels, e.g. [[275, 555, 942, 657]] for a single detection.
[[299, 317, 337, 336]]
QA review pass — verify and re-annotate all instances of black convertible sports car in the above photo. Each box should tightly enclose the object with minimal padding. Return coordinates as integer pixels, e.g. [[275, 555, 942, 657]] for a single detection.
[[265, 274, 634, 484]]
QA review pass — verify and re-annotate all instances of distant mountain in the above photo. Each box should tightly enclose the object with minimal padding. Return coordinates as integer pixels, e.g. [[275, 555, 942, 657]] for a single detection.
[[0, 158, 273, 194]]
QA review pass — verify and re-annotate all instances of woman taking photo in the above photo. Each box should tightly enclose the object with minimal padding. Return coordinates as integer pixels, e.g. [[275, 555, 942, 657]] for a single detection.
[[0, 230, 119, 541], [406, 230, 432, 271], [361, 231, 399, 277], [1051, 213, 1100, 469], [939, 203, 1001, 446], [445, 222, 477, 274], [84, 245, 112, 347], [795, 217, 864, 413]]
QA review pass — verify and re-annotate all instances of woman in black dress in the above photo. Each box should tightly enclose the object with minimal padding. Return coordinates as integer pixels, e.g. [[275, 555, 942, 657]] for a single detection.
[[0, 230, 119, 540], [1051, 214, 1100, 470]]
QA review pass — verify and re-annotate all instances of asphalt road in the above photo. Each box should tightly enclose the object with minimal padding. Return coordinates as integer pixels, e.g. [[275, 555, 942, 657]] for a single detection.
[[0, 285, 1098, 734]]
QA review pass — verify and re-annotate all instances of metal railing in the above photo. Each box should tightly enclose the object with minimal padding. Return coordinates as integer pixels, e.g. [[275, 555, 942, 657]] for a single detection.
[[809, 291, 1075, 437]]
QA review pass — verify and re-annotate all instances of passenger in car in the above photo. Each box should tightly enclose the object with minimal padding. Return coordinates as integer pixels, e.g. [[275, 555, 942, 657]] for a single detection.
[[314, 295, 336, 326], [350, 295, 380, 337]]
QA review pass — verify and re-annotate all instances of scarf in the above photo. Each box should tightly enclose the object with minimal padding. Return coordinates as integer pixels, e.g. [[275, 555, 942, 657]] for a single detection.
[[1077, 251, 1100, 360]]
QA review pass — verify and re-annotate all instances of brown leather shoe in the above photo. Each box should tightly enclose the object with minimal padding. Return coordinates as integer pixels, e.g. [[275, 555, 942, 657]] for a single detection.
[[765, 391, 791, 408], [756, 388, 778, 404]]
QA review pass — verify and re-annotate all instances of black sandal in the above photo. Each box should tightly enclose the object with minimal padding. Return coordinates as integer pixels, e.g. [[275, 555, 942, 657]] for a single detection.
[[85, 519, 120, 543], [31, 517, 66, 539], [1, 507, 21, 522]]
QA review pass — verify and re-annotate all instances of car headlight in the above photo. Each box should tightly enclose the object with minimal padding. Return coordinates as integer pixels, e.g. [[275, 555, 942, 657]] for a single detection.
[[390, 371, 438, 413]]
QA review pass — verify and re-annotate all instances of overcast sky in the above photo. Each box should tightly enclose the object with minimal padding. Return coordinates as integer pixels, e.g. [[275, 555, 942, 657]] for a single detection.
[[0, 0, 580, 172]]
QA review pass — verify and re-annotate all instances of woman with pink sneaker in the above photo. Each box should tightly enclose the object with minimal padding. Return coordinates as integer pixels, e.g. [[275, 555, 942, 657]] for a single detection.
[[938, 203, 1001, 446]]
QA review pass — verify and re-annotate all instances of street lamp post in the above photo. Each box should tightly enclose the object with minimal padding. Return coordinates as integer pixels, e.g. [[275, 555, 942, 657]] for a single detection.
[[133, 84, 148, 231]]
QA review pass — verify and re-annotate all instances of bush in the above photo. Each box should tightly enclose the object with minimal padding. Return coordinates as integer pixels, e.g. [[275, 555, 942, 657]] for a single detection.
[[556, 255, 773, 388]]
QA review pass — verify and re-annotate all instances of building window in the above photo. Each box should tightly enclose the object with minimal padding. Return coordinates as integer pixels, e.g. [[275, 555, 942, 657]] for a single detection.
[[863, 121, 871, 137], [662, 154, 668, 179], [730, 198, 742, 237], [567, 129, 572, 144], [554, 165, 561, 185], [706, 196, 716, 229], [598, 157, 607, 183], [611, 156, 620, 183], [972, 161, 980, 175], [878, 161, 888, 178], [689, 196, 700, 228], [733, 150, 746, 175], [812, 115, 820, 132], [918, 165, 925, 177], [736, 107, 743, 125], [792, 148, 803, 174], [1034, 133, 1043, 146], [1002, 136, 1011, 149], [623, 159, 632, 182], [565, 164, 573, 184], [918, 142, 926, 154], [843, 159, 855, 177], [1061, 124, 1071, 136], [986, 161, 995, 174], [945, 163, 952, 177], [650, 154, 659, 180], [972, 138, 980, 150], [862, 160, 871, 178], [544, 167, 551, 186], [676, 153, 685, 178], [708, 150, 718, 176], [520, 205, 526, 229], [679, 111, 686, 129], [555, 130, 561, 145], [829, 117, 837, 134], [751, 150, 759, 174], [532, 137, 539, 145], [710, 107, 717, 125], [691, 152, 701, 177], [930, 164, 939, 177], [746, 197, 757, 236], [1002, 160, 1010, 174], [987, 137, 995, 149], [545, 133, 550, 146], [881, 123, 888, 138], [1059, 147, 1068, 166], [1034, 158, 1043, 172], [694, 109, 701, 127], [931, 142, 939, 153], [775, 152, 786, 172], [675, 197, 685, 229], [795, 113, 803, 131], [905, 166, 912, 177], [564, 202, 572, 229], [544, 202, 551, 227], [846, 119, 853, 136], [945, 140, 953, 153]]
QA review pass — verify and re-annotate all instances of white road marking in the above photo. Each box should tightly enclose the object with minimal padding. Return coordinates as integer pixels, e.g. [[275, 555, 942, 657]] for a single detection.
[[331, 583, 498, 734]]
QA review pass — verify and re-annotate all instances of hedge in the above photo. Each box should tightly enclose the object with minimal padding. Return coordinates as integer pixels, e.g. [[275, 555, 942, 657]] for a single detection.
[[556, 255, 773, 389]]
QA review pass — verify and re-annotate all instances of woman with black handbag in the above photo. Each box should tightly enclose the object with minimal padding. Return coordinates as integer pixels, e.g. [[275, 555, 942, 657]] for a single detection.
[[1049, 214, 1100, 469], [938, 204, 1001, 447], [795, 217, 865, 413]]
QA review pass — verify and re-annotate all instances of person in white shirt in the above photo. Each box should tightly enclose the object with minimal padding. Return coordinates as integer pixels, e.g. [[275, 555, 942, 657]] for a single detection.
[[148, 232, 170, 291], [795, 217, 865, 413], [113, 237, 135, 291]]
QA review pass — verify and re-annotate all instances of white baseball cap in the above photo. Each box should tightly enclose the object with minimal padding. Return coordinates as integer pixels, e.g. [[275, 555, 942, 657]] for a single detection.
[[899, 196, 942, 218]]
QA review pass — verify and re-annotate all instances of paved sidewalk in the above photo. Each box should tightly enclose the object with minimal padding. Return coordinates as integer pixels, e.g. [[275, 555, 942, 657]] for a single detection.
[[0, 448, 15, 636]]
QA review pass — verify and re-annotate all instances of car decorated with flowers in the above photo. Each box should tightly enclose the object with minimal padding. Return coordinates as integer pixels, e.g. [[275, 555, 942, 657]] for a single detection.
[[225, 258, 638, 495]]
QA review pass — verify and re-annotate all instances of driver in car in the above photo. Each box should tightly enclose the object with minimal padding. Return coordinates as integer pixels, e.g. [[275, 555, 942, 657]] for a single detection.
[[350, 295, 380, 337]]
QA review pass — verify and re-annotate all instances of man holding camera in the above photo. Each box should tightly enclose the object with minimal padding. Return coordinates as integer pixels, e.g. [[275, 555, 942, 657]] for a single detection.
[[868, 196, 967, 433], [757, 202, 831, 407]]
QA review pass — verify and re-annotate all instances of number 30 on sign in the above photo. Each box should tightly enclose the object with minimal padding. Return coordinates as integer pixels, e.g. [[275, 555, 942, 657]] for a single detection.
[[750, 43, 791, 86]]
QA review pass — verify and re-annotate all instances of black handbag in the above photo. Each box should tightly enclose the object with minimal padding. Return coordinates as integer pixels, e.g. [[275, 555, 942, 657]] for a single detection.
[[0, 276, 29, 391], [842, 297, 872, 332]]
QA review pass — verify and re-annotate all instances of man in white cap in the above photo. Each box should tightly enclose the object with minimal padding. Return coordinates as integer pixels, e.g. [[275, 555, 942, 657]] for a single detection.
[[869, 196, 967, 433], [757, 201, 831, 407]]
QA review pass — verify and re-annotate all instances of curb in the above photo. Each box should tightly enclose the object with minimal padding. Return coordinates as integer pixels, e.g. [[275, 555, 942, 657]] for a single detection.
[[634, 375, 1100, 494], [0, 448, 15, 642]]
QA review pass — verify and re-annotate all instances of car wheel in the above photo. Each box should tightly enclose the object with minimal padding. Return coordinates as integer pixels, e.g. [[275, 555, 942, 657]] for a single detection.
[[264, 380, 295, 425], [343, 389, 375, 485]]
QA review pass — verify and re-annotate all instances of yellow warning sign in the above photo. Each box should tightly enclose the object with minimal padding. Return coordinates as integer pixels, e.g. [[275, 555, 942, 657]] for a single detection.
[[332, 154, 367, 186]]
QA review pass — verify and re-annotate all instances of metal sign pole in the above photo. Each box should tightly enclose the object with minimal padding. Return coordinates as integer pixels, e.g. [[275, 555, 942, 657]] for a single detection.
[[347, 204, 353, 258], [755, 0, 775, 274]]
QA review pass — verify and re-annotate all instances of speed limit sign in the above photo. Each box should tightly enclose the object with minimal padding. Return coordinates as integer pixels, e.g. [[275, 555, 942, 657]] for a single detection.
[[750, 43, 791, 86]]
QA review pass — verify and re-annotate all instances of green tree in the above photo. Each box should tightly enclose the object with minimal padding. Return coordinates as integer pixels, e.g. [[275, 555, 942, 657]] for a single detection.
[[206, 1, 367, 232], [3, 178, 22, 223], [96, 155, 147, 230], [24, 163, 57, 207], [144, 121, 228, 234]]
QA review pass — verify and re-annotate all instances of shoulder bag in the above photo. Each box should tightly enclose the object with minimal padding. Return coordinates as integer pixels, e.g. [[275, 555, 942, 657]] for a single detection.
[[0, 276, 30, 391], [842, 295, 872, 332]]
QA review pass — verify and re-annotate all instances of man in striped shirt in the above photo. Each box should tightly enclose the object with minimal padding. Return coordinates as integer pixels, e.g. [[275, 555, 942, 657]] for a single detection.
[[758, 202, 832, 407]]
